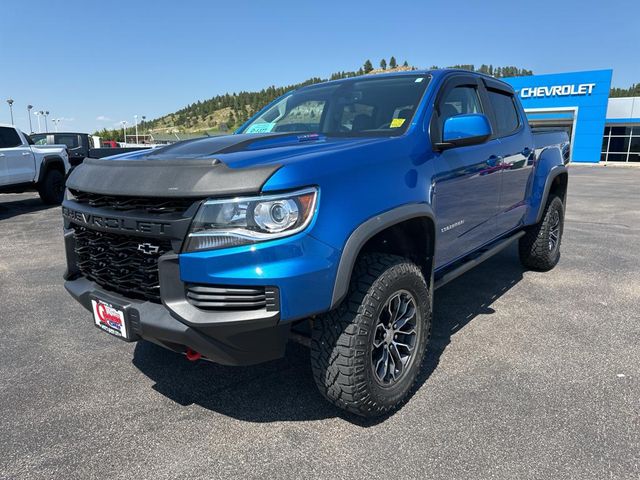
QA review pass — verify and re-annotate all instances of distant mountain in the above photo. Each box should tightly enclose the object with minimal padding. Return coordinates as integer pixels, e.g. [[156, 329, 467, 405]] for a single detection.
[[95, 61, 536, 141]]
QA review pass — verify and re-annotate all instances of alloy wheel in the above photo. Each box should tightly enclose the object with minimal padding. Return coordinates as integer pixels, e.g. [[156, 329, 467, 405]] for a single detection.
[[371, 290, 418, 385], [548, 209, 561, 252]]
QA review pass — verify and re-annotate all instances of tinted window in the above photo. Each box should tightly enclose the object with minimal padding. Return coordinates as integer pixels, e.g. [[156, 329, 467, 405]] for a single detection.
[[487, 90, 520, 137], [55, 134, 79, 148], [438, 86, 483, 131], [0, 127, 23, 148], [610, 126, 631, 136], [608, 136, 629, 152], [31, 134, 48, 145]]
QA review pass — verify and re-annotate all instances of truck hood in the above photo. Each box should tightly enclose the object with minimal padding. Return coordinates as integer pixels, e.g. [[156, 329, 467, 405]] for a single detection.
[[66, 133, 392, 197]]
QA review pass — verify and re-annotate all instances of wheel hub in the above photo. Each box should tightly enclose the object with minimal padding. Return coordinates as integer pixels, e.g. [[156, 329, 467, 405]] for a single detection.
[[371, 290, 418, 385], [548, 209, 561, 252]]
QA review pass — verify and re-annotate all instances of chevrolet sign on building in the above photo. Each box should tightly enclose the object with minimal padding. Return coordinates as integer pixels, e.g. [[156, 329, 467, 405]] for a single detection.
[[519, 83, 596, 98]]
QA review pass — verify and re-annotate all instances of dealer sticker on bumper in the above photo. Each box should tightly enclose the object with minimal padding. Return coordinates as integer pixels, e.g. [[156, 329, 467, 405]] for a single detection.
[[91, 299, 128, 339]]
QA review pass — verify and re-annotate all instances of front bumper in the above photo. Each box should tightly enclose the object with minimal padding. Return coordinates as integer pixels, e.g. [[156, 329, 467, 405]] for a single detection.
[[64, 230, 292, 366], [64, 267, 290, 367]]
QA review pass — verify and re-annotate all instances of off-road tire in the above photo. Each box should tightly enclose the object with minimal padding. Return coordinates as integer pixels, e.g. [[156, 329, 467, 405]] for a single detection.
[[310, 253, 431, 417], [38, 169, 65, 205], [519, 195, 564, 271]]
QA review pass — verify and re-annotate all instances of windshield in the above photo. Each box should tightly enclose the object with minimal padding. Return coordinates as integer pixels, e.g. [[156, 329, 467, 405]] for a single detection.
[[239, 74, 430, 137]]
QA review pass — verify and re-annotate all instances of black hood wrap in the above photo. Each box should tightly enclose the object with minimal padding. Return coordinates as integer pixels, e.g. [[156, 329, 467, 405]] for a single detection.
[[66, 156, 281, 198]]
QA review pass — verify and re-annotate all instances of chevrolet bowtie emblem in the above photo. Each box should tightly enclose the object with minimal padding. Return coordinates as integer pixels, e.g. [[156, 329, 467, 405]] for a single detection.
[[137, 243, 160, 255]]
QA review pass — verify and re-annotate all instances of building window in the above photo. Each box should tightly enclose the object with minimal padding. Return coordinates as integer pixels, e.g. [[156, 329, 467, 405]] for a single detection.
[[602, 125, 640, 162]]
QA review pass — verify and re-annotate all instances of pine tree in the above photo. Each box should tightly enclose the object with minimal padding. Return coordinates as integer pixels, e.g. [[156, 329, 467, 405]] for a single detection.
[[402, 60, 409, 67], [363, 59, 373, 73], [389, 56, 397, 69], [380, 58, 387, 70]]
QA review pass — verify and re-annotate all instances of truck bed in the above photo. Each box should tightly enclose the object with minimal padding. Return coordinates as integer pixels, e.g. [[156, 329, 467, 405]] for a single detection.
[[532, 128, 571, 164]]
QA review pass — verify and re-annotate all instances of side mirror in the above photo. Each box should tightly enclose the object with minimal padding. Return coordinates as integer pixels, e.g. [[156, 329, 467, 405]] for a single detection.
[[437, 113, 492, 150]]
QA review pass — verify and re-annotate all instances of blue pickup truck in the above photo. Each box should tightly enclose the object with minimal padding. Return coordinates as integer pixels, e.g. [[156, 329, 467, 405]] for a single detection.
[[62, 70, 569, 417]]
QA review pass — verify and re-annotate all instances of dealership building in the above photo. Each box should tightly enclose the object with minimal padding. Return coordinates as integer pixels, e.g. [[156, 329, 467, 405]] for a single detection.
[[502, 69, 640, 164]]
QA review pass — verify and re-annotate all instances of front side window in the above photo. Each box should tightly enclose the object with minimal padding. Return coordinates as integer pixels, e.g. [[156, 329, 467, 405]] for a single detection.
[[438, 86, 483, 131], [0, 127, 23, 148], [487, 90, 520, 137], [240, 75, 431, 137]]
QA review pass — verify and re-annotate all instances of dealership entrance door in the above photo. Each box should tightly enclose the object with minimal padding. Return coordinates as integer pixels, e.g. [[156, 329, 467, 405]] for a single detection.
[[524, 107, 578, 162]]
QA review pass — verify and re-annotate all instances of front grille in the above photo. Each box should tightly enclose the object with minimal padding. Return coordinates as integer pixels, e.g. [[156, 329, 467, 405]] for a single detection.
[[73, 226, 172, 302], [69, 189, 197, 215], [185, 284, 279, 311]]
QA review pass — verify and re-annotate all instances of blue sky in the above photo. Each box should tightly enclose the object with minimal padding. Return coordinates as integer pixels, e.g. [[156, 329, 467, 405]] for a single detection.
[[1, 0, 638, 133]]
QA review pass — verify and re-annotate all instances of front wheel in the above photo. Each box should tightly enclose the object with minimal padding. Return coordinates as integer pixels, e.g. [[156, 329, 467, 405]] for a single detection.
[[38, 169, 65, 205], [519, 195, 564, 271], [310, 253, 431, 417]]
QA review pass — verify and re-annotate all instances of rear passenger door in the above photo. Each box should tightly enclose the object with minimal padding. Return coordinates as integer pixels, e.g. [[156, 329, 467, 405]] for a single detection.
[[431, 76, 502, 267], [481, 80, 535, 233]]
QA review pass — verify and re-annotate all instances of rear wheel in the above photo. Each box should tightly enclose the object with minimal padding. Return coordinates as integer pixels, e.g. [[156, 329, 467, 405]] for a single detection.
[[519, 195, 564, 271], [310, 253, 431, 417], [38, 169, 65, 205]]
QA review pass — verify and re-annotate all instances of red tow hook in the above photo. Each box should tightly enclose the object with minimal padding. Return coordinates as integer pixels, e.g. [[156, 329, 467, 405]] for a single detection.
[[185, 348, 202, 362]]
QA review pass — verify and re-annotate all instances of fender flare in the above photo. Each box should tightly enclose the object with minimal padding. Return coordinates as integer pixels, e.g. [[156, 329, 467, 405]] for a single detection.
[[532, 164, 568, 224], [37, 156, 65, 184], [330, 203, 436, 309]]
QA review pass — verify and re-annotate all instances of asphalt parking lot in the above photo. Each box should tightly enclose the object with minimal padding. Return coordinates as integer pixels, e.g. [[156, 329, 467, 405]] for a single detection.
[[1, 165, 638, 479]]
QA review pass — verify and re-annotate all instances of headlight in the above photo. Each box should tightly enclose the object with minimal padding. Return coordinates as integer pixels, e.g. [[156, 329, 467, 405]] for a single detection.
[[64, 188, 77, 201], [184, 187, 318, 252]]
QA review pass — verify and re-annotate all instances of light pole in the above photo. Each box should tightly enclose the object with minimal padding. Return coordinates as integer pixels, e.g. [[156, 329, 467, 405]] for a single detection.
[[6, 99, 14, 125], [134, 115, 139, 144], [34, 111, 42, 133], [52, 118, 61, 132], [121, 121, 127, 145], [27, 105, 33, 133], [142, 116, 146, 143], [44, 111, 49, 132]]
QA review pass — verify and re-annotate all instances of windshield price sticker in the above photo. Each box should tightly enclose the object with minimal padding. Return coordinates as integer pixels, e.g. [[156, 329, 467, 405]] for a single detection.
[[245, 122, 276, 133]]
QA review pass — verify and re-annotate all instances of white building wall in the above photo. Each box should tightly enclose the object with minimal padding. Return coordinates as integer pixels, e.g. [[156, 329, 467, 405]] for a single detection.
[[606, 97, 640, 119]]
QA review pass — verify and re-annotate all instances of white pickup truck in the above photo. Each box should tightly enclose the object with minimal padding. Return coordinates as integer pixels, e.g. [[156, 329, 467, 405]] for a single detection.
[[0, 124, 71, 204]]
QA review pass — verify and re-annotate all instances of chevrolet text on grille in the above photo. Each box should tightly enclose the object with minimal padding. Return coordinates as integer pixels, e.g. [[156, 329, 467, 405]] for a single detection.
[[62, 207, 171, 235]]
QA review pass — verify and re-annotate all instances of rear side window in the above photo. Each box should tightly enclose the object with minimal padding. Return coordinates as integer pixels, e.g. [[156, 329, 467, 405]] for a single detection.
[[55, 134, 80, 148], [0, 127, 23, 148], [487, 90, 520, 137]]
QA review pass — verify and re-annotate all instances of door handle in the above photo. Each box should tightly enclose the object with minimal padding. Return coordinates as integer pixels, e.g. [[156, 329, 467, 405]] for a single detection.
[[21, 152, 32, 156], [486, 155, 503, 167], [0, 153, 4, 157]]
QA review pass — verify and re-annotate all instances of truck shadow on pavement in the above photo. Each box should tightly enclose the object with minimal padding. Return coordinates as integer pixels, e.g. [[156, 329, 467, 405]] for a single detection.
[[0, 195, 57, 221], [132, 245, 525, 425]]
